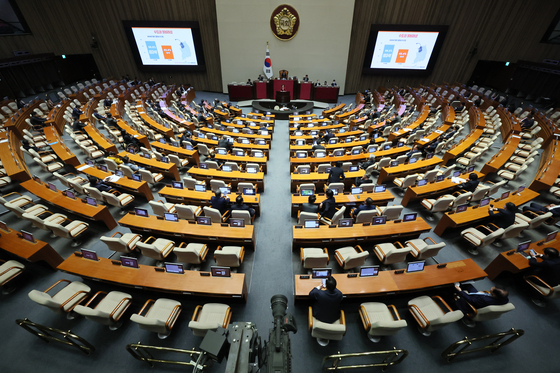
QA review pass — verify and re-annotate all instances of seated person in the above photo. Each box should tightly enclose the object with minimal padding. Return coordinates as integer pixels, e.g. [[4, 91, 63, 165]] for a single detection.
[[319, 189, 336, 219], [121, 156, 141, 172], [355, 173, 371, 187], [457, 173, 479, 192], [21, 139, 39, 152], [323, 81, 328, 86], [488, 202, 517, 230], [121, 129, 139, 148], [72, 119, 87, 132], [29, 112, 47, 128], [309, 276, 343, 324], [72, 105, 83, 120], [210, 190, 229, 215], [302, 74, 309, 82], [231, 195, 255, 217], [247, 78, 252, 85], [257, 74, 264, 82], [312, 140, 326, 151], [352, 197, 375, 217], [442, 125, 459, 140], [106, 151, 123, 165], [327, 161, 345, 184], [454, 283, 509, 315], [528, 247, 560, 286], [454, 102, 465, 113], [315, 80, 321, 86], [217, 136, 232, 152], [87, 176, 113, 193], [105, 113, 118, 127], [302, 195, 319, 213], [523, 202, 560, 217], [331, 80, 337, 87], [424, 140, 440, 155], [520, 111, 535, 130], [405, 144, 420, 159], [359, 155, 376, 170]]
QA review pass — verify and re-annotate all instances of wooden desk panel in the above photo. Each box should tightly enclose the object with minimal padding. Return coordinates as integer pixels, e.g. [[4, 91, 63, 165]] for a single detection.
[[442, 129, 484, 165], [377, 157, 443, 185], [200, 127, 272, 141], [188, 167, 265, 192], [193, 137, 270, 154], [290, 139, 371, 151], [291, 170, 365, 192], [43, 125, 80, 167], [117, 151, 180, 181], [58, 255, 247, 301], [289, 130, 363, 142], [292, 219, 431, 249], [84, 124, 118, 154], [291, 191, 394, 217], [416, 124, 451, 147], [0, 227, 63, 269], [323, 103, 345, 117], [214, 153, 268, 174], [76, 164, 153, 200], [136, 103, 174, 138], [0, 133, 30, 181], [118, 214, 256, 249], [116, 119, 150, 149], [150, 141, 200, 167], [481, 134, 521, 175], [294, 259, 486, 299]]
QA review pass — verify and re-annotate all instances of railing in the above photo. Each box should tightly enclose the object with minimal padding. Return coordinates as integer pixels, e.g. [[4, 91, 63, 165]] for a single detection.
[[442, 328, 524, 362], [322, 348, 408, 371], [15, 318, 95, 355], [126, 342, 207, 371]]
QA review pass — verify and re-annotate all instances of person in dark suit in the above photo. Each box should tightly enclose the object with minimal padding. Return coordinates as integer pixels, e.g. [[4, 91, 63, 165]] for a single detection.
[[454, 283, 509, 315], [442, 125, 459, 141], [424, 140, 440, 155], [87, 176, 113, 193], [231, 195, 255, 217], [327, 161, 345, 184], [72, 105, 83, 120], [257, 74, 264, 82], [352, 197, 375, 217], [309, 276, 343, 324], [104, 98, 112, 109], [29, 112, 47, 128], [488, 202, 517, 229], [302, 75, 309, 82], [105, 113, 118, 127], [523, 203, 560, 217], [72, 119, 87, 132], [319, 189, 336, 219], [210, 190, 229, 215], [217, 136, 232, 152], [355, 173, 371, 187], [458, 173, 480, 193], [331, 80, 337, 87], [322, 130, 334, 143], [312, 140, 326, 151], [528, 247, 560, 286], [302, 195, 319, 213]]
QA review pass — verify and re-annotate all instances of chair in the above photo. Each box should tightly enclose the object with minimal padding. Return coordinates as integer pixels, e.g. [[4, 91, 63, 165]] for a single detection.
[[354, 209, 379, 224], [237, 182, 256, 193], [325, 183, 344, 194], [210, 179, 231, 192], [375, 205, 403, 220], [459, 295, 515, 327], [359, 302, 408, 342], [494, 220, 529, 246], [22, 210, 66, 235], [320, 206, 346, 225], [204, 206, 229, 223], [486, 180, 507, 196], [100, 232, 141, 254], [214, 245, 244, 268], [418, 169, 439, 183], [300, 248, 329, 269], [421, 195, 454, 221], [394, 174, 419, 196], [183, 176, 205, 190], [34, 157, 64, 173], [515, 211, 553, 230], [231, 209, 254, 225], [334, 245, 369, 270], [149, 200, 176, 217], [175, 204, 202, 220], [169, 154, 188, 170], [298, 211, 319, 225], [524, 275, 560, 307], [405, 237, 446, 260], [308, 307, 346, 346], [28, 279, 91, 316], [139, 169, 164, 191], [1, 191, 47, 218], [470, 185, 490, 202], [188, 303, 232, 337], [367, 157, 390, 174], [0, 259, 25, 293], [298, 183, 316, 195], [104, 158, 119, 172], [408, 295, 463, 336], [102, 191, 134, 215], [174, 243, 208, 265], [449, 191, 472, 210], [44, 218, 89, 247], [461, 225, 505, 255], [136, 236, 175, 266], [295, 165, 311, 174], [130, 298, 182, 339], [74, 291, 132, 330], [373, 242, 411, 265], [316, 164, 331, 173]]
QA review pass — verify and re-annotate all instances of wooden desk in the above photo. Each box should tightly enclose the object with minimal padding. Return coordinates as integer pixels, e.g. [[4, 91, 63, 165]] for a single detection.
[[116, 119, 150, 149], [530, 139, 560, 192], [0, 132, 30, 181], [292, 219, 431, 249], [118, 214, 256, 249], [76, 164, 153, 200], [150, 141, 200, 167], [214, 153, 268, 174], [323, 103, 345, 117], [289, 130, 363, 142], [294, 259, 486, 300], [290, 139, 371, 152], [43, 125, 80, 167], [187, 167, 265, 192], [291, 191, 394, 217], [433, 189, 539, 236], [58, 255, 247, 301], [481, 134, 521, 175], [377, 157, 443, 185], [335, 104, 364, 121], [291, 170, 364, 192], [21, 179, 118, 230], [416, 124, 451, 147], [441, 129, 484, 165], [117, 151, 180, 181], [193, 137, 270, 154], [200, 127, 272, 142], [289, 123, 344, 132], [84, 124, 118, 154], [0, 227, 63, 269], [136, 103, 174, 138]]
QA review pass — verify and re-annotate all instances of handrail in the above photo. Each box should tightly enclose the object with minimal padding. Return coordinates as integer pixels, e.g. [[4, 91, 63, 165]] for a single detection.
[[441, 328, 524, 362], [322, 348, 408, 371], [16, 318, 95, 355], [125, 342, 207, 370]]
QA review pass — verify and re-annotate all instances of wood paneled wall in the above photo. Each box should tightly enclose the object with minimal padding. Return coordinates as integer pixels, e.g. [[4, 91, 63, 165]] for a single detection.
[[0, 0, 222, 91], [345, 0, 560, 93]]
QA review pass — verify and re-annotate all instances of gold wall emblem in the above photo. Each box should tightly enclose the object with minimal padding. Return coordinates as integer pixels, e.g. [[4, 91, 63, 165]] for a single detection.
[[270, 5, 300, 41]]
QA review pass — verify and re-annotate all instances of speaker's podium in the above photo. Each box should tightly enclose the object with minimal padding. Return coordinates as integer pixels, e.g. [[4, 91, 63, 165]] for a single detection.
[[276, 91, 290, 104]]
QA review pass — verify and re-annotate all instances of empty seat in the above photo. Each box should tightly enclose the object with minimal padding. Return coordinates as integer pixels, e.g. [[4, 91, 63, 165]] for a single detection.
[[149, 200, 176, 217], [300, 247, 329, 269], [298, 211, 319, 225], [408, 295, 463, 336], [421, 195, 454, 221], [102, 191, 134, 215], [188, 303, 232, 337], [175, 204, 202, 220], [214, 246, 244, 268], [405, 237, 446, 260], [28, 279, 91, 316], [44, 218, 88, 247], [203, 206, 229, 223], [460, 296, 515, 327], [74, 291, 132, 330], [136, 236, 175, 265], [174, 243, 208, 265], [130, 298, 182, 339], [524, 274, 560, 307], [334, 245, 369, 270], [373, 242, 411, 265], [375, 205, 403, 221], [100, 232, 141, 254], [0, 259, 25, 292], [359, 302, 408, 342], [461, 225, 505, 255]]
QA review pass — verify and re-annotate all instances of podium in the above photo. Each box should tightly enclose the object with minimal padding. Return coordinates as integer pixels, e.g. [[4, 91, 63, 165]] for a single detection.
[[276, 91, 290, 104], [273, 79, 294, 100]]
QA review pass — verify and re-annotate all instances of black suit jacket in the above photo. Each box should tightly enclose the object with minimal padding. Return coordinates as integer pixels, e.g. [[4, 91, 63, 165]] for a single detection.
[[309, 287, 343, 323], [455, 290, 508, 315], [529, 256, 560, 286], [210, 196, 229, 215], [320, 197, 337, 219], [301, 203, 319, 214], [231, 203, 255, 217], [460, 179, 479, 193], [328, 167, 345, 184], [488, 208, 515, 228]]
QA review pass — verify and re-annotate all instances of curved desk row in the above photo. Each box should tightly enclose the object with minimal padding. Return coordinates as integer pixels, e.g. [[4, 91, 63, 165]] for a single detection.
[[43, 125, 80, 167], [291, 169, 365, 193], [188, 167, 265, 192], [76, 164, 154, 200], [150, 141, 200, 167], [0, 132, 30, 181], [117, 151, 180, 181], [291, 190, 394, 217], [377, 157, 443, 185], [0, 226, 63, 269]]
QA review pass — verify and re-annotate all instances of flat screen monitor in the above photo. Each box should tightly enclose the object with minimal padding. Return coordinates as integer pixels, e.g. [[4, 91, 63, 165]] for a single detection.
[[299, 168, 310, 175], [247, 167, 257, 174], [345, 138, 352, 143], [197, 216, 211, 225], [211, 266, 231, 277], [417, 179, 427, 187], [517, 185, 526, 194], [236, 151, 245, 156], [406, 260, 426, 273], [115, 170, 124, 177], [296, 140, 304, 146], [301, 189, 314, 196], [369, 147, 377, 153], [545, 230, 558, 243], [409, 157, 417, 164], [199, 163, 208, 169], [403, 212, 417, 222], [384, 145, 392, 150], [143, 153, 151, 159], [260, 130, 269, 136], [0, 220, 8, 232], [324, 167, 332, 173], [194, 184, 206, 192], [243, 188, 255, 195], [159, 138, 166, 144], [374, 133, 380, 139], [241, 139, 250, 144], [351, 187, 363, 195], [172, 141, 179, 147], [230, 218, 245, 227], [316, 152, 326, 158], [122, 20, 206, 73], [21, 230, 35, 243], [311, 268, 332, 279], [297, 152, 306, 158], [352, 149, 361, 155], [86, 197, 97, 206], [330, 189, 339, 196], [436, 175, 444, 182], [132, 174, 141, 182], [426, 153, 434, 159], [222, 165, 232, 172], [456, 204, 468, 213], [135, 207, 149, 217], [128, 148, 135, 154], [48, 182, 57, 192], [390, 160, 398, 167], [81, 248, 98, 261], [349, 165, 359, 172], [362, 24, 449, 76], [100, 165, 108, 172], [480, 198, 490, 207], [185, 144, 194, 150], [121, 256, 139, 268], [254, 151, 264, 158], [217, 149, 227, 155], [65, 190, 76, 199], [338, 218, 353, 227], [332, 150, 343, 157], [467, 166, 475, 173], [501, 191, 510, 200], [304, 219, 320, 228], [219, 187, 230, 195], [372, 216, 387, 225], [360, 266, 380, 277], [374, 185, 386, 193], [85, 160, 94, 167], [164, 262, 184, 274], [295, 131, 303, 136], [258, 139, 267, 145], [517, 241, 531, 252], [172, 181, 183, 189], [397, 142, 404, 147], [164, 213, 178, 222], [453, 171, 461, 177]]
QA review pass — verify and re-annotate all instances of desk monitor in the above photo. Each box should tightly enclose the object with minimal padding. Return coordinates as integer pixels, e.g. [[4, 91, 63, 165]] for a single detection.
[[296, 140, 305, 146], [172, 181, 183, 189], [185, 144, 194, 150], [360, 135, 367, 141], [301, 189, 314, 197], [453, 171, 461, 177], [467, 166, 475, 173], [417, 179, 427, 187], [217, 149, 227, 155], [517, 185, 526, 194], [255, 151, 264, 157], [372, 216, 387, 225], [242, 139, 250, 144], [164, 213, 178, 222], [194, 184, 206, 192], [545, 230, 558, 243], [316, 152, 326, 158], [390, 160, 399, 167], [85, 160, 94, 167], [436, 175, 444, 182], [21, 230, 35, 243], [369, 146, 377, 153], [236, 150, 245, 156], [345, 138, 352, 143], [65, 190, 76, 199], [338, 218, 353, 227], [159, 138, 166, 144], [165, 262, 184, 274], [197, 216, 212, 225], [161, 156, 170, 164], [99, 165, 108, 172], [199, 133, 206, 138], [115, 170, 124, 177], [211, 266, 231, 277], [132, 174, 141, 182], [0, 220, 9, 233], [384, 144, 391, 150], [297, 152, 307, 158], [351, 187, 363, 195], [480, 197, 490, 207], [330, 189, 339, 196], [121, 256, 139, 268], [243, 188, 255, 195], [517, 241, 531, 252], [304, 219, 320, 229], [222, 165, 232, 172], [426, 153, 434, 159], [374, 185, 386, 193], [199, 163, 208, 169], [403, 213, 417, 222], [261, 130, 269, 136], [293, 112, 299, 115], [501, 191, 510, 200], [397, 142, 404, 148], [311, 268, 332, 279], [143, 153, 151, 159], [128, 148, 135, 154], [295, 131, 303, 136], [409, 158, 417, 164], [324, 167, 332, 173], [360, 266, 380, 277], [456, 204, 468, 213], [230, 218, 245, 228], [406, 260, 425, 273], [219, 187, 231, 195], [331, 150, 342, 157], [247, 166, 258, 174], [48, 182, 57, 192], [349, 165, 359, 172], [374, 133, 380, 139], [81, 248, 98, 261], [352, 149, 361, 155], [86, 197, 97, 206], [172, 141, 179, 147], [135, 207, 149, 217], [299, 168, 310, 175]]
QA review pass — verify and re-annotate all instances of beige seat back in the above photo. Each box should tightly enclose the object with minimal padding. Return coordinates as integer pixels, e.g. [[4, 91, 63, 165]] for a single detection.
[[355, 209, 378, 224], [175, 204, 201, 220], [203, 206, 223, 223], [472, 303, 515, 322]]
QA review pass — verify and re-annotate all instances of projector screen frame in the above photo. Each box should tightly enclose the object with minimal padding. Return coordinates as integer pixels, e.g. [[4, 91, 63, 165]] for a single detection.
[[122, 20, 206, 73], [362, 24, 449, 76]]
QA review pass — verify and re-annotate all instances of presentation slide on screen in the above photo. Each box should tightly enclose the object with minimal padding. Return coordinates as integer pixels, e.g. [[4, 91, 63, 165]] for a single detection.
[[131, 27, 198, 66], [370, 31, 440, 70]]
